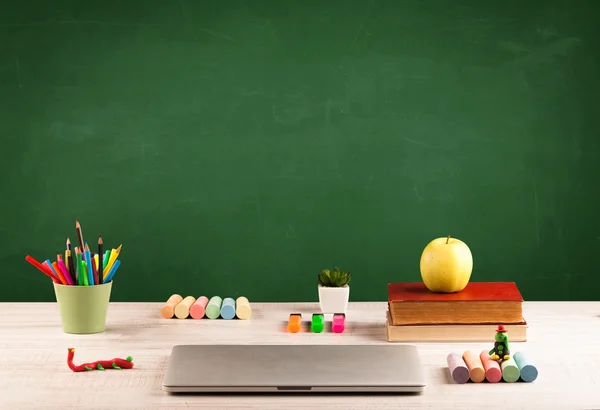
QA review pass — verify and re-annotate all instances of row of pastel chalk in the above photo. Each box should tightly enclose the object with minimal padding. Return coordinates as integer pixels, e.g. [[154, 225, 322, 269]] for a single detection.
[[288, 313, 345, 333], [448, 350, 538, 384], [161, 294, 252, 320]]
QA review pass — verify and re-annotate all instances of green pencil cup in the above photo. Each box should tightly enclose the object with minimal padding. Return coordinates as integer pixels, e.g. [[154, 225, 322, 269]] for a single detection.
[[53, 282, 112, 334]]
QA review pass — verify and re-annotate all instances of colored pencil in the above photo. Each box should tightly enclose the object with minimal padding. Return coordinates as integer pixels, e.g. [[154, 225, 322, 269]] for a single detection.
[[75, 248, 82, 285], [52, 261, 68, 285], [57, 258, 74, 285], [92, 253, 99, 285], [66, 237, 74, 281], [84, 243, 94, 285], [75, 220, 85, 254], [104, 244, 121, 279], [104, 259, 121, 283], [66, 249, 76, 285], [56, 253, 73, 285], [44, 260, 59, 280], [98, 236, 103, 284], [25, 256, 61, 283], [103, 250, 110, 270], [81, 259, 89, 286]]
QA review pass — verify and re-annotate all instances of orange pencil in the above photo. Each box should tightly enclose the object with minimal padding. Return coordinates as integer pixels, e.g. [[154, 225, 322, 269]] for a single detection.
[[52, 261, 68, 285]]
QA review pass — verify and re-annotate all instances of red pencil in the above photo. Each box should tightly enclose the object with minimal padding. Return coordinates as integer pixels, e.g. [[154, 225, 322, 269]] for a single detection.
[[25, 255, 61, 284]]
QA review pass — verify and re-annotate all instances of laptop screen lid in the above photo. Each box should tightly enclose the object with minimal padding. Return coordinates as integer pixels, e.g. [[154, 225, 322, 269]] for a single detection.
[[162, 344, 425, 393]]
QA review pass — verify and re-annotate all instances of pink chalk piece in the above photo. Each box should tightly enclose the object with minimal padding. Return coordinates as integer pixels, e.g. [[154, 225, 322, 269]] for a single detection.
[[480, 350, 502, 383], [447, 353, 470, 384], [190, 296, 209, 319], [332, 313, 345, 333]]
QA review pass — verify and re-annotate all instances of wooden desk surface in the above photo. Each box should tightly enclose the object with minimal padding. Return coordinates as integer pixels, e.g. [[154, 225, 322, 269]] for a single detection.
[[1, 301, 598, 409]]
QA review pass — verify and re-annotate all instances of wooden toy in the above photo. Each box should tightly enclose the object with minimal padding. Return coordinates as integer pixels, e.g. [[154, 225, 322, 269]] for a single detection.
[[513, 351, 538, 382], [175, 296, 195, 319], [161, 294, 183, 319], [501, 356, 520, 382], [479, 350, 502, 383], [446, 353, 469, 384], [220, 298, 236, 320], [462, 349, 485, 383], [206, 296, 222, 319], [311, 313, 324, 333], [235, 296, 251, 320], [288, 313, 302, 333], [190, 296, 209, 319], [332, 313, 345, 333]]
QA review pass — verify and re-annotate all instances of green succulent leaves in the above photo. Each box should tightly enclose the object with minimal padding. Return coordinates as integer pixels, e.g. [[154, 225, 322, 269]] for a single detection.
[[318, 267, 351, 287]]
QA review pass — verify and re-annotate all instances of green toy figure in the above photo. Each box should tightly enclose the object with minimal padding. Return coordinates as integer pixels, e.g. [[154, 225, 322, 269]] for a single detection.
[[489, 324, 510, 361]]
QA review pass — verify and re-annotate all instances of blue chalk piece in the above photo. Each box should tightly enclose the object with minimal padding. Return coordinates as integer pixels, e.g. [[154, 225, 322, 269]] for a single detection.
[[514, 351, 538, 382], [220, 297, 236, 320]]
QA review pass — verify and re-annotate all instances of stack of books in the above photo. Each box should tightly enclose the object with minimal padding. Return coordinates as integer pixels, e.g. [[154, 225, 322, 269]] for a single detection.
[[386, 282, 527, 342]]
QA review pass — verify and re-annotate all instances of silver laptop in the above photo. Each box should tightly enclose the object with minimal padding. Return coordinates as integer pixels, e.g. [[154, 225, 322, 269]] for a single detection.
[[162, 344, 425, 393]]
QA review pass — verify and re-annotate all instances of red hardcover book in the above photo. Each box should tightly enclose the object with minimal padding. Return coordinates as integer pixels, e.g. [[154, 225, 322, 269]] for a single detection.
[[387, 282, 524, 326]]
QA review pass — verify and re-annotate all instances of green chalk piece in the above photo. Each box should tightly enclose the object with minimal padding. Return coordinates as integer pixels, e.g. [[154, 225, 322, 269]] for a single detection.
[[205, 296, 223, 319], [311, 313, 324, 333], [514, 351, 538, 382], [501, 357, 520, 382]]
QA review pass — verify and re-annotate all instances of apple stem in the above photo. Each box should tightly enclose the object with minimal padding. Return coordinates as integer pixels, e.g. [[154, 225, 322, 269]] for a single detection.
[[446, 235, 450, 244]]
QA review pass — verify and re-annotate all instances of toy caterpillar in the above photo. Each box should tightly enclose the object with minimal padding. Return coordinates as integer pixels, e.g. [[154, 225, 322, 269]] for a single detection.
[[67, 348, 134, 372]]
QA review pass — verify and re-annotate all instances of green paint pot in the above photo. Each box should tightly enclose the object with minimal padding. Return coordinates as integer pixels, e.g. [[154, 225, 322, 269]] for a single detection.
[[53, 282, 112, 334]]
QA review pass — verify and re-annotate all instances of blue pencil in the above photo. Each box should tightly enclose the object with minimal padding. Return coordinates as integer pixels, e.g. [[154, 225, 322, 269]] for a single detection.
[[44, 259, 59, 279], [84, 246, 94, 286], [104, 259, 121, 283]]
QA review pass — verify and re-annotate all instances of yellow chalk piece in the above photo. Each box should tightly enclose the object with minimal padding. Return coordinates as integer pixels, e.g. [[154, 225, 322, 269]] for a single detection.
[[175, 296, 196, 319], [235, 296, 252, 320], [93, 254, 99, 271], [103, 249, 119, 278]]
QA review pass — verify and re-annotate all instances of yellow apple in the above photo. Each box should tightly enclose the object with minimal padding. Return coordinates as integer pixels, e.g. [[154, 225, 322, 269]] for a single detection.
[[419, 236, 473, 293]]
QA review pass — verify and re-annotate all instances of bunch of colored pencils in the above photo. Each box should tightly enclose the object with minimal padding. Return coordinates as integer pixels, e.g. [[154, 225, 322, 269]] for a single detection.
[[25, 220, 122, 286]]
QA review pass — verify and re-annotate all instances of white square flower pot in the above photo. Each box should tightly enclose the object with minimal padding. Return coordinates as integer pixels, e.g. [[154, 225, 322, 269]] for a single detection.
[[318, 285, 350, 314]]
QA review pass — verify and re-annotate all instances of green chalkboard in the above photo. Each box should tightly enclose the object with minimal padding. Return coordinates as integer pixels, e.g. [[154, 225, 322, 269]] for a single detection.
[[1, 0, 599, 302]]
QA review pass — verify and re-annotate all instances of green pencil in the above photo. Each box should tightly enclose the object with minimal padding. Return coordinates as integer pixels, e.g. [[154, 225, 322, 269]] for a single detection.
[[76, 249, 83, 286], [81, 260, 89, 286], [103, 250, 110, 278]]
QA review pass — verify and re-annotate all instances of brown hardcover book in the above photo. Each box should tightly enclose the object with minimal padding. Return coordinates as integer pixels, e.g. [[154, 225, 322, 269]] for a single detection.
[[385, 311, 527, 342], [388, 282, 523, 325]]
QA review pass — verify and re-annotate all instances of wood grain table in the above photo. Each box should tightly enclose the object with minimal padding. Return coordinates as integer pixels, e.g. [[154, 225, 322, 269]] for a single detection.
[[1, 302, 598, 409]]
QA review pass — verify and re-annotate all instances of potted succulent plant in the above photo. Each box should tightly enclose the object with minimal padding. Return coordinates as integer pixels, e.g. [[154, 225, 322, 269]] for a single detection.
[[318, 267, 351, 314]]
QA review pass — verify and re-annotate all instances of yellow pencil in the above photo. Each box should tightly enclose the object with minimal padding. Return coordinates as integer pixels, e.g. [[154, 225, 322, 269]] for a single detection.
[[103, 244, 122, 279]]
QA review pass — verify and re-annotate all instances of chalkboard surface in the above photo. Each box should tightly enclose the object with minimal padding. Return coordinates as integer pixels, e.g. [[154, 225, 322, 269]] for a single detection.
[[1, 0, 599, 302]]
